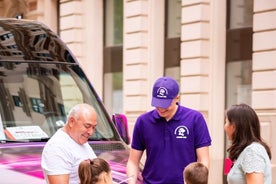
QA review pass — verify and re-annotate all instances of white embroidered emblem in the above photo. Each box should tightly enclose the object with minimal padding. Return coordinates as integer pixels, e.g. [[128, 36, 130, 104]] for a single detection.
[[174, 126, 189, 139], [156, 87, 168, 98]]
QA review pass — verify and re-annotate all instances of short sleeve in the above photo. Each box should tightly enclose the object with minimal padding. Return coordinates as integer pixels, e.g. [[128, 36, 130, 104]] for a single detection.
[[131, 116, 145, 151], [194, 113, 212, 148], [42, 142, 72, 175], [241, 144, 266, 174]]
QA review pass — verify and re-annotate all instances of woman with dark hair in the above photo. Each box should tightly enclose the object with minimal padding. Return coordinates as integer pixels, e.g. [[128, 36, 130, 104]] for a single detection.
[[78, 158, 113, 184], [224, 103, 272, 184]]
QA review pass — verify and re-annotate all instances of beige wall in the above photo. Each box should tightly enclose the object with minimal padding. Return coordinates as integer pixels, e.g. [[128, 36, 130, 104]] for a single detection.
[[181, 0, 226, 183], [123, 0, 165, 128], [253, 0, 276, 180]]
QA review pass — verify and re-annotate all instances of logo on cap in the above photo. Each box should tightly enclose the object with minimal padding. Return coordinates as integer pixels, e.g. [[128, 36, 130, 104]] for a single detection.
[[156, 87, 168, 98]]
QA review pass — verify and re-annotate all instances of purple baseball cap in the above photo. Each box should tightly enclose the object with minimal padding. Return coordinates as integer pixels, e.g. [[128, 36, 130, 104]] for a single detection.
[[151, 76, 179, 108]]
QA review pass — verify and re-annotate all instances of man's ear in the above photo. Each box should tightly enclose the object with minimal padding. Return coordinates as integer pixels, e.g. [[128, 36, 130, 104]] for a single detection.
[[68, 116, 75, 127], [176, 94, 180, 102]]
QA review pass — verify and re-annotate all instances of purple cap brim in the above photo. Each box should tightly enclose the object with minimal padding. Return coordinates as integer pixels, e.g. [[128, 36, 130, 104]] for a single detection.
[[151, 97, 173, 108]]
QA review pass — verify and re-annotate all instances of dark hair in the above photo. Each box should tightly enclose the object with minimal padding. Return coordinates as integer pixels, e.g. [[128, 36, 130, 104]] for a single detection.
[[184, 162, 208, 184], [226, 103, 271, 161], [78, 158, 111, 184]]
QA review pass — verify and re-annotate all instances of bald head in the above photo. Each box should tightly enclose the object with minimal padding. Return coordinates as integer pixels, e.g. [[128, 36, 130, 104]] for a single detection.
[[67, 103, 97, 121], [64, 103, 98, 144]]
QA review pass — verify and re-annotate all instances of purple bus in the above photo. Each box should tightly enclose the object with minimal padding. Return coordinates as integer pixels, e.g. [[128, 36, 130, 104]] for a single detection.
[[0, 18, 142, 184]]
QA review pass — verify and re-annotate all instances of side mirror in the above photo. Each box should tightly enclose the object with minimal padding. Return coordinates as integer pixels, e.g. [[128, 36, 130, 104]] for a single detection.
[[112, 114, 130, 145]]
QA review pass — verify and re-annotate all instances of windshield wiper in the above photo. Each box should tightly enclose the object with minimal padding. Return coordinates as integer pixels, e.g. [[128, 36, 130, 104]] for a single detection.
[[0, 137, 50, 143], [88, 137, 109, 141], [28, 137, 50, 142], [0, 139, 30, 143]]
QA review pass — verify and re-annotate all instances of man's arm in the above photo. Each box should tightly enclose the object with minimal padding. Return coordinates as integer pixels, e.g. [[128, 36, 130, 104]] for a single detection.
[[196, 146, 210, 169], [46, 174, 69, 184], [126, 148, 143, 184]]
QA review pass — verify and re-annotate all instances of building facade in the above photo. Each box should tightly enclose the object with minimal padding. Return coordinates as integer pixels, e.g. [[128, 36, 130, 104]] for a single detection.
[[0, 0, 275, 183]]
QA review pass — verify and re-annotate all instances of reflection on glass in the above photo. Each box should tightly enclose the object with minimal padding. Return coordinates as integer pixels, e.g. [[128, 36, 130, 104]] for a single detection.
[[105, 0, 123, 46], [229, 0, 253, 29], [226, 60, 252, 109], [166, 0, 181, 38], [0, 62, 114, 141]]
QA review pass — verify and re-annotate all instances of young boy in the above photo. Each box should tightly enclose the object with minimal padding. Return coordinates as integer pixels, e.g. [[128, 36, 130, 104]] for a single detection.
[[183, 162, 209, 184]]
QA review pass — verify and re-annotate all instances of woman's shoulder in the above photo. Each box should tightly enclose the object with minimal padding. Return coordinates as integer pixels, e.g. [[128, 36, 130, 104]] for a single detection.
[[243, 142, 268, 157], [238, 142, 271, 175], [247, 142, 265, 150]]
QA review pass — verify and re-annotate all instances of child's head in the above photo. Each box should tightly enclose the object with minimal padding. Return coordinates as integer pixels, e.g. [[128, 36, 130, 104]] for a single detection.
[[78, 158, 113, 184], [183, 162, 208, 184]]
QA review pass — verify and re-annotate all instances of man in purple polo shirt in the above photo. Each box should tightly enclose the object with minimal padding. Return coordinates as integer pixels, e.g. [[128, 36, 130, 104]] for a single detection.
[[126, 76, 212, 184]]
